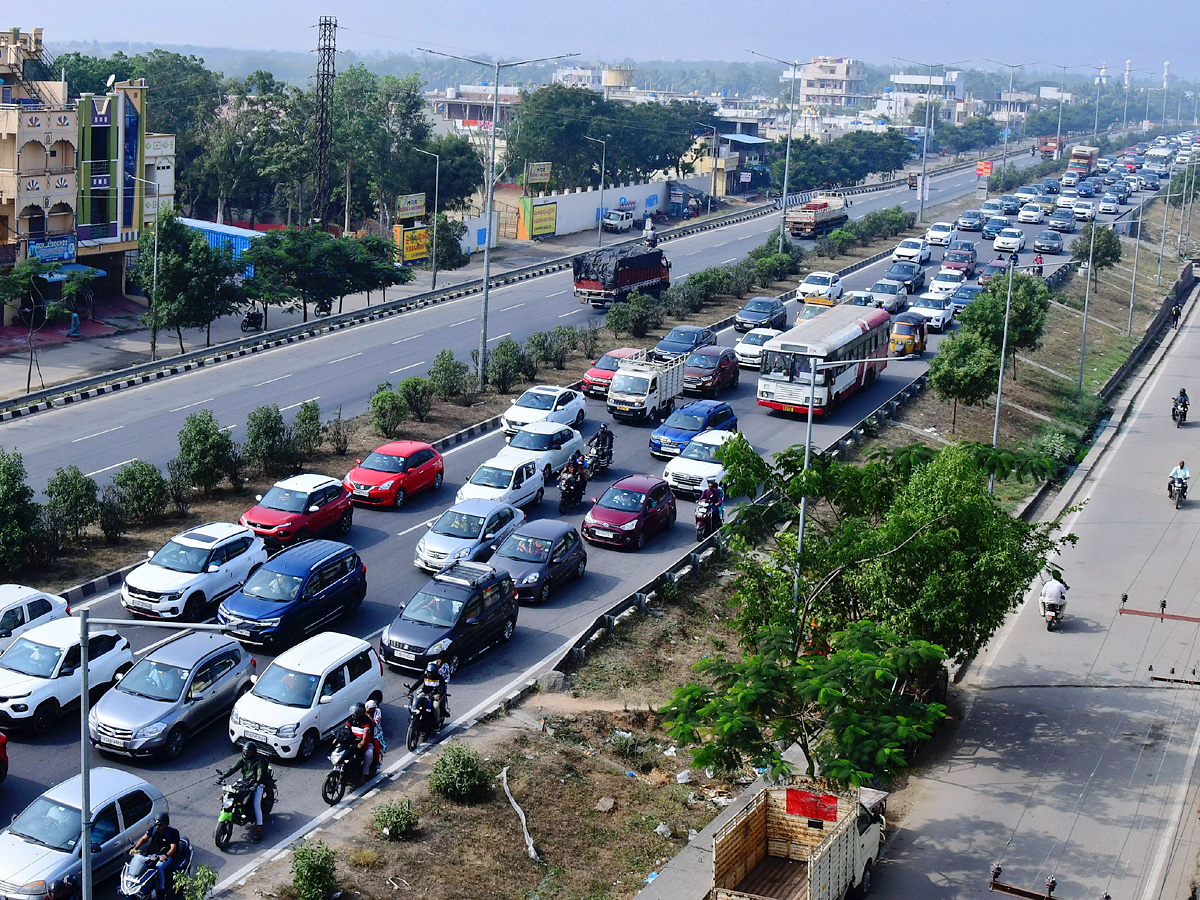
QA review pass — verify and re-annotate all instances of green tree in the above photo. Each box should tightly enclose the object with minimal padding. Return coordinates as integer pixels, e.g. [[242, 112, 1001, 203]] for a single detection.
[[956, 271, 1051, 381], [177, 410, 235, 493], [369, 390, 410, 438], [427, 349, 469, 401], [927, 332, 1000, 431], [0, 258, 68, 392], [244, 405, 301, 476], [0, 448, 41, 574], [112, 461, 169, 526], [56, 51, 136, 96], [396, 377, 434, 422], [433, 215, 471, 272], [45, 466, 99, 542], [399, 135, 484, 213], [1072, 223, 1123, 296]]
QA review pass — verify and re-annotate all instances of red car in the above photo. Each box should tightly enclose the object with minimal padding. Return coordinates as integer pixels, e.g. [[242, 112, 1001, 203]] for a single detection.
[[582, 347, 644, 397], [240, 473, 353, 546], [582, 474, 677, 550], [344, 440, 444, 509], [683, 346, 740, 397], [939, 250, 977, 280]]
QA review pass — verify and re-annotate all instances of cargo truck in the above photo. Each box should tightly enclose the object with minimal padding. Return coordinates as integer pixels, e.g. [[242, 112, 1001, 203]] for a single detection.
[[605, 355, 685, 422], [1038, 135, 1063, 160], [1067, 146, 1100, 178], [785, 192, 852, 238], [573, 246, 670, 309], [712, 781, 887, 900]]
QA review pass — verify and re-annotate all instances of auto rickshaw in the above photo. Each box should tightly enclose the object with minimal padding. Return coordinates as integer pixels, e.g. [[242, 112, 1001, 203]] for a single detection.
[[907, 172, 919, 190], [889, 311, 927, 357]]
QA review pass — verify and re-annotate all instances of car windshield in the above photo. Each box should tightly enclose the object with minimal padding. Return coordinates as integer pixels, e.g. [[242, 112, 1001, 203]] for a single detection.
[[913, 296, 945, 310], [899, 240, 921, 249], [686, 352, 718, 369], [593, 354, 621, 372], [805, 274, 832, 286], [744, 299, 772, 312], [469, 465, 512, 489], [664, 328, 699, 344], [663, 411, 705, 430], [258, 486, 310, 513], [1022, 204, 1040, 212], [680, 441, 721, 462], [509, 430, 553, 451], [0, 637, 63, 679], [118, 658, 189, 702], [240, 567, 304, 603], [401, 591, 464, 628], [1037, 232, 1058, 241], [893, 322, 917, 336], [432, 510, 484, 538], [984, 264, 1007, 275], [359, 451, 406, 474], [946, 252, 971, 263], [999, 230, 1022, 239], [740, 332, 772, 347], [149, 539, 210, 574], [799, 305, 826, 320], [515, 390, 555, 410], [609, 373, 649, 395], [986, 219, 1007, 228], [931, 225, 951, 233], [1052, 211, 1072, 219], [497, 534, 552, 563], [934, 273, 961, 283], [10, 796, 83, 852], [598, 487, 646, 512], [889, 265, 915, 276], [252, 664, 318, 709], [953, 287, 981, 300], [872, 281, 900, 294]]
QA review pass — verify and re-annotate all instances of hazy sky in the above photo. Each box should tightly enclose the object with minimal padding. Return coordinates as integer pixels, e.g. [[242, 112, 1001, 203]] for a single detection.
[[40, 0, 1197, 81]]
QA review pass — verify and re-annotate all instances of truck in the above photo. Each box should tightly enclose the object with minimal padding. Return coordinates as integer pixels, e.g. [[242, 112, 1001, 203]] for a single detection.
[[711, 780, 887, 900], [1067, 145, 1100, 178], [572, 246, 670, 309], [1038, 135, 1063, 160], [785, 192, 851, 238], [605, 355, 685, 422]]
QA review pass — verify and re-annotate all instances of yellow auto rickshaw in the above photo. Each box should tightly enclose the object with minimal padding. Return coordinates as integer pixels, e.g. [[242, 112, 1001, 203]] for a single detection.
[[889, 311, 927, 357], [907, 172, 919, 190]]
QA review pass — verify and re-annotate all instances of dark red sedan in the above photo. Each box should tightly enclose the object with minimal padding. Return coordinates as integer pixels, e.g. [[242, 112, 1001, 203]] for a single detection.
[[582, 475, 677, 551], [683, 346, 739, 397]]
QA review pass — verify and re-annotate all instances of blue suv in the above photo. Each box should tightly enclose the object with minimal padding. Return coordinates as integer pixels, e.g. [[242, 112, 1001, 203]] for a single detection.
[[218, 540, 366, 651], [648, 400, 738, 459]]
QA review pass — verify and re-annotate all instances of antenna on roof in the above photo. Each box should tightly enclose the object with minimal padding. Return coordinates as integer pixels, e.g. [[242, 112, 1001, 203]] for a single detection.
[[106, 74, 116, 90]]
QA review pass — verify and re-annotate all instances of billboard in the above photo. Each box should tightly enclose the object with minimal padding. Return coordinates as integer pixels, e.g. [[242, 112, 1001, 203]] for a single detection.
[[530, 203, 557, 237], [402, 226, 431, 262], [26, 234, 77, 264], [976, 161, 993, 177], [397, 193, 426, 218], [528, 162, 553, 184]]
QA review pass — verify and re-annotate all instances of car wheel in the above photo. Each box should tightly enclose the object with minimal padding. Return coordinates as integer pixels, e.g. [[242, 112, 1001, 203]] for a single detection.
[[297, 729, 320, 762], [32, 700, 58, 736], [532, 487, 544, 506], [543, 464, 553, 483], [183, 592, 205, 623], [501, 617, 516, 641], [393, 487, 407, 509], [667, 507, 677, 529], [575, 556, 587, 580], [163, 725, 188, 761], [731, 371, 740, 389], [432, 470, 444, 490], [573, 409, 585, 428], [337, 508, 354, 535], [538, 582, 551, 604], [634, 531, 646, 551], [446, 653, 461, 676]]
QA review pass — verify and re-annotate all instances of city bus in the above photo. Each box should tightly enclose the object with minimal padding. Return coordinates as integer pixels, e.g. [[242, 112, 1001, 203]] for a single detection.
[[757, 304, 891, 415]]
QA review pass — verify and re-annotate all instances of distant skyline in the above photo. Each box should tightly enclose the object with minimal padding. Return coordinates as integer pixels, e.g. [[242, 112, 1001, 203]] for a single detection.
[[36, 0, 1198, 81]]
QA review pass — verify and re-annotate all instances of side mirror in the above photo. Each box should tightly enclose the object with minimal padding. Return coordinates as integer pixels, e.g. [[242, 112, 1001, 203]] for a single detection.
[[113, 669, 124, 682], [207, 564, 220, 574], [510, 398, 517, 405], [60, 666, 76, 678], [482, 532, 495, 540], [356, 458, 363, 465], [186, 691, 198, 703], [318, 694, 332, 704], [308, 505, 320, 513], [465, 617, 480, 626], [146, 550, 154, 559], [249, 675, 258, 684], [92, 842, 102, 855], [0, 630, 11, 639], [255, 495, 263, 502]]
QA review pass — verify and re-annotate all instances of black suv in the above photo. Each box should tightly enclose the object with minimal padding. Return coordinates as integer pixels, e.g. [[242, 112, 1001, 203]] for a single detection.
[[380, 562, 517, 675]]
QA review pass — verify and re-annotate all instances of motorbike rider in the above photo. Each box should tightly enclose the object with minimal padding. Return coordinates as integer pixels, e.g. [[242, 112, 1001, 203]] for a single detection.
[[366, 698, 386, 756], [698, 478, 726, 528], [1169, 459, 1191, 498], [407, 660, 449, 724], [130, 813, 180, 898], [1033, 254, 1044, 277], [1039, 573, 1069, 619], [1175, 388, 1190, 419], [643, 219, 658, 248], [345, 703, 376, 781], [588, 423, 614, 465], [219, 741, 269, 843]]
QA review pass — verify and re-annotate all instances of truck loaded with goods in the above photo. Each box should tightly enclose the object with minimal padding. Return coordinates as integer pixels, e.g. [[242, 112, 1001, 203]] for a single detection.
[[572, 246, 671, 309], [785, 192, 852, 238]]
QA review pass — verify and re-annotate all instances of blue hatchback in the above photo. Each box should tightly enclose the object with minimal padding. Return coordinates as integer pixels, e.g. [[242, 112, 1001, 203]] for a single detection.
[[1075, 180, 1096, 198], [217, 539, 366, 651], [648, 400, 738, 459]]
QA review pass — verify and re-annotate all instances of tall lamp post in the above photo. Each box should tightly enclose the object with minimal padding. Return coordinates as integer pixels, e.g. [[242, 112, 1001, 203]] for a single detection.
[[420, 48, 579, 390], [988, 259, 1021, 495], [1078, 220, 1100, 396], [896, 58, 967, 224], [130, 174, 162, 361], [986, 58, 1033, 188], [413, 147, 440, 290], [584, 135, 607, 248], [698, 122, 718, 216], [748, 50, 799, 253]]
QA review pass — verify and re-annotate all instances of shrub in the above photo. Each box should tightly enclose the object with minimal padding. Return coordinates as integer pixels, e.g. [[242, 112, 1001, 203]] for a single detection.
[[172, 864, 218, 900], [727, 260, 758, 298], [486, 337, 525, 393], [369, 390, 410, 438], [605, 292, 663, 338], [372, 798, 419, 840], [609, 731, 641, 760], [244, 405, 301, 476], [0, 448, 41, 573], [112, 460, 168, 526], [827, 228, 857, 255], [397, 377, 434, 422], [373, 380, 393, 398], [224, 441, 248, 491], [97, 484, 128, 543], [291, 840, 337, 900], [292, 400, 323, 455], [754, 255, 781, 285], [686, 267, 726, 306], [578, 322, 602, 359], [526, 331, 553, 366], [324, 406, 354, 455], [45, 465, 99, 542], [429, 740, 492, 803], [177, 410, 234, 493], [814, 236, 839, 258], [166, 457, 193, 517], [347, 849, 381, 869], [428, 349, 469, 401], [27, 505, 65, 569]]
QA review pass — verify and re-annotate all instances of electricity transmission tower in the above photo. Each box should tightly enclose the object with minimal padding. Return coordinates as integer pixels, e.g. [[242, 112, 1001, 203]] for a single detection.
[[311, 16, 336, 225]]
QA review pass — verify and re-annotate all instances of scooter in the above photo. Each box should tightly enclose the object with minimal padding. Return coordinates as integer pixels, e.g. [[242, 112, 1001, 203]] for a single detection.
[[405, 689, 446, 751], [322, 725, 376, 805], [695, 499, 721, 542], [119, 841, 194, 900], [558, 473, 585, 515], [1042, 598, 1066, 631], [240, 307, 263, 332], [213, 772, 277, 851], [1169, 475, 1188, 509]]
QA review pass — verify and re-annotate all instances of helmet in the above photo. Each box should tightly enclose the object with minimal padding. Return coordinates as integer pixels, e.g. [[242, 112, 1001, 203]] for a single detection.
[[365, 699, 378, 710], [426, 661, 439, 674], [599, 423, 608, 431], [155, 813, 170, 828], [350, 702, 366, 717], [242, 741, 258, 759]]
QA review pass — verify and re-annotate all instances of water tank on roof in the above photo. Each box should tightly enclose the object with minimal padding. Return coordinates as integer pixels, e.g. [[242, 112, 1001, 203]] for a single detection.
[[447, 88, 457, 99]]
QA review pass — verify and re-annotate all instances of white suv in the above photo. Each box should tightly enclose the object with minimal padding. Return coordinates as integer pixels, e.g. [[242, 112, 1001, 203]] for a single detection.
[[663, 430, 739, 499], [925, 222, 957, 246], [122, 523, 268, 622]]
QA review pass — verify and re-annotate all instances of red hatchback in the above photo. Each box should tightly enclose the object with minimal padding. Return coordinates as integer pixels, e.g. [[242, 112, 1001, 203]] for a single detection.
[[582, 347, 644, 397], [582, 475, 677, 551], [240, 473, 353, 546], [684, 346, 739, 397], [344, 440, 444, 509]]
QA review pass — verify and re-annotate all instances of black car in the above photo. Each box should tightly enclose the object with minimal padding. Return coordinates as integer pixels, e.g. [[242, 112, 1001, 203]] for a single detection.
[[1047, 210, 1076, 234], [1033, 231, 1065, 254], [488, 520, 587, 604], [734, 296, 787, 332], [885, 261, 925, 293], [999, 195, 1021, 215], [982, 217, 1010, 239], [652, 325, 717, 361], [380, 561, 517, 675], [957, 210, 984, 232], [1040, 177, 1061, 195]]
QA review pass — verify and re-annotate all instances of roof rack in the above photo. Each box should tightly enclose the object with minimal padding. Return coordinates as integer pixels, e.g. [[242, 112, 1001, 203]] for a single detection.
[[434, 561, 497, 587]]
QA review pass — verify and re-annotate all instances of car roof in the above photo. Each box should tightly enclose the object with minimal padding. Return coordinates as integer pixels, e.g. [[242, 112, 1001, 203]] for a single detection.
[[873, 278, 903, 287], [0, 584, 60, 605], [146, 630, 243, 667], [512, 420, 573, 434], [612, 474, 668, 492], [930, 221, 953, 227], [371, 440, 435, 455], [173, 521, 253, 548], [273, 632, 372, 675], [692, 430, 738, 446], [524, 384, 568, 396], [23, 616, 110, 647], [667, 325, 707, 334], [511, 518, 576, 541], [446, 498, 515, 516], [44, 767, 159, 809], [680, 399, 729, 415], [275, 473, 341, 492], [740, 328, 783, 338], [806, 270, 837, 278], [601, 347, 643, 358], [263, 539, 353, 574]]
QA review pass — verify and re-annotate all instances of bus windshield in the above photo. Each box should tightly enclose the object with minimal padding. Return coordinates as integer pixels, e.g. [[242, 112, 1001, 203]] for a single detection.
[[760, 352, 827, 384]]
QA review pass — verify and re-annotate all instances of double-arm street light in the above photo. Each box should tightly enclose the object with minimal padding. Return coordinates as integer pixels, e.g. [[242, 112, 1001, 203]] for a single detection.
[[412, 147, 440, 290], [584, 135, 607, 248], [748, 50, 799, 253], [986, 58, 1034, 186], [896, 58, 967, 223], [419, 48, 579, 390]]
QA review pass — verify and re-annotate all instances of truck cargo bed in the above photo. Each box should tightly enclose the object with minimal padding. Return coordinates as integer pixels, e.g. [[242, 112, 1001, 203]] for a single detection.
[[727, 857, 809, 900]]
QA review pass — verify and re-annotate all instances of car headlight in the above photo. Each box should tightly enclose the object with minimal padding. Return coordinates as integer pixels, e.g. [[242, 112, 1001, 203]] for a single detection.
[[274, 521, 293, 530], [417, 539, 426, 553], [20, 881, 47, 895], [521, 572, 541, 584], [380, 480, 395, 490], [620, 520, 639, 531], [158, 590, 184, 602], [452, 548, 470, 560], [428, 638, 452, 655], [583, 512, 596, 525], [230, 708, 242, 726], [259, 617, 283, 627], [455, 489, 466, 501], [135, 722, 167, 739], [88, 707, 98, 726], [277, 724, 298, 738], [381, 625, 391, 644]]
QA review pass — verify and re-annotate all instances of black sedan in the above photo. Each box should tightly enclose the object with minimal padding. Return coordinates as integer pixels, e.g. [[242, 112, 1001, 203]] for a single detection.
[[488, 520, 587, 604], [1033, 231, 1064, 254], [734, 296, 788, 332], [885, 261, 925, 294], [652, 325, 717, 361]]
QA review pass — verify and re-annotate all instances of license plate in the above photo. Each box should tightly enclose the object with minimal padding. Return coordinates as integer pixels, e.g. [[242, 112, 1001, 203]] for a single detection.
[[353, 489, 370, 498], [231, 629, 251, 637], [242, 730, 267, 743], [396, 651, 416, 660], [784, 405, 798, 413], [616, 406, 630, 412], [594, 529, 616, 539], [100, 735, 126, 748], [127, 599, 154, 610]]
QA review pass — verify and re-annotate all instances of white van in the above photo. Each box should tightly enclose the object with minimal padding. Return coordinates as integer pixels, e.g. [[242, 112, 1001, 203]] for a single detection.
[[228, 632, 384, 761], [602, 209, 634, 232]]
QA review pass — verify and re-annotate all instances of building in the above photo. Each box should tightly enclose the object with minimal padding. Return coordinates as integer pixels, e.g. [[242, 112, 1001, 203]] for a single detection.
[[1039, 86, 1075, 105], [796, 57, 867, 108], [552, 64, 636, 98], [428, 84, 522, 132], [888, 71, 966, 101]]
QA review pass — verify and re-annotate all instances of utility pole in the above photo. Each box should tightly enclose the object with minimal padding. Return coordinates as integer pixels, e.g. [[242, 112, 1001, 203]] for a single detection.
[[1079, 220, 1099, 396], [986, 59, 1033, 188], [1128, 201, 1142, 336], [748, 50, 799, 253], [584, 135, 607, 248], [310, 16, 336, 226], [896, 58, 966, 223], [413, 147, 440, 290]]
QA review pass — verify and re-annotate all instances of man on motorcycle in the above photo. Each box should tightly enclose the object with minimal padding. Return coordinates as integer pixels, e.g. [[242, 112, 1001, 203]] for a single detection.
[[366, 698, 386, 756], [643, 220, 657, 248], [346, 703, 376, 781], [1169, 459, 1191, 498], [1033, 254, 1044, 277], [588, 423, 614, 465], [1039, 574, 1069, 619], [219, 742, 269, 843], [698, 479, 726, 528], [130, 813, 180, 898], [407, 660, 449, 724], [1175, 388, 1190, 419]]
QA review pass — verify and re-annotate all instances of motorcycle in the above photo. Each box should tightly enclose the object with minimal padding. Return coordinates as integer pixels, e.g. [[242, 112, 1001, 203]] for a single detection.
[[558, 473, 585, 515], [644, 232, 659, 249], [1043, 598, 1066, 631], [119, 842, 194, 900], [587, 445, 612, 474], [695, 498, 721, 542], [314, 299, 333, 317], [406, 689, 446, 751], [322, 725, 375, 805], [213, 773, 277, 851], [1173, 399, 1188, 426], [240, 307, 263, 332], [1169, 475, 1189, 509]]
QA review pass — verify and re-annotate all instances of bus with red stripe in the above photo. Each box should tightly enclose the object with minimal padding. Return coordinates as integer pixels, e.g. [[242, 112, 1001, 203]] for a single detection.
[[756, 305, 891, 415]]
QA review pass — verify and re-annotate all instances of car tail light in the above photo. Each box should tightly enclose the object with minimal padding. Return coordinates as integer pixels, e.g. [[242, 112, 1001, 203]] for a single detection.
[[360, 563, 367, 577], [66, 605, 72, 616], [374, 648, 383, 676]]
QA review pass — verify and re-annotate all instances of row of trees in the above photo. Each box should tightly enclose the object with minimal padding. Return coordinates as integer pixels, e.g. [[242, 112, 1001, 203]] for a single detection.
[[770, 130, 915, 194]]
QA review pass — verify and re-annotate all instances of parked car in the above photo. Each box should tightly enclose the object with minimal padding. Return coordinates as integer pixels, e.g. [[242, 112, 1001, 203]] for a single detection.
[[489, 520, 588, 604], [993, 228, 1027, 253], [957, 210, 984, 231], [939, 250, 976, 280], [501, 385, 586, 434], [662, 430, 740, 499], [733, 328, 783, 369], [582, 347, 643, 397], [884, 262, 925, 294], [217, 540, 366, 651], [649, 400, 738, 458], [949, 284, 984, 313], [89, 631, 253, 760], [0, 585, 68, 652], [796, 271, 844, 301], [343, 440, 443, 509], [414, 500, 524, 572], [734, 296, 787, 332], [582, 475, 677, 550], [683, 346, 740, 397], [456, 457, 544, 509], [1018, 203, 1045, 224], [925, 222, 958, 246], [982, 217, 1010, 239], [495, 422, 584, 482], [892, 238, 931, 264], [240, 474, 353, 547], [908, 293, 954, 332], [1033, 231, 1065, 254], [602, 209, 634, 232], [380, 562, 517, 674], [122, 523, 267, 621], [229, 632, 384, 760], [868, 279, 908, 313], [652, 325, 718, 361]]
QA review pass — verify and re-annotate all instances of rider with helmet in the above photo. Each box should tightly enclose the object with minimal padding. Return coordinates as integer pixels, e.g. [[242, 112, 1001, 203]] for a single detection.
[[346, 703, 376, 780], [588, 423, 614, 465], [407, 659, 449, 725], [219, 742, 270, 842], [130, 813, 180, 896], [698, 478, 726, 527], [1175, 388, 1190, 422]]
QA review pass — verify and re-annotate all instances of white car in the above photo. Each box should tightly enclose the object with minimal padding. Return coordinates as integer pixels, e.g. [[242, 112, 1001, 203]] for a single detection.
[[1072, 200, 1097, 221], [662, 430, 740, 499], [993, 228, 1026, 253], [928, 271, 965, 298], [501, 385, 586, 435], [122, 523, 267, 622], [908, 293, 954, 332], [494, 421, 585, 482], [1056, 189, 1079, 209], [1061, 170, 1079, 186], [892, 238, 931, 264], [456, 457, 545, 508], [0, 617, 132, 734], [0, 586, 69, 652], [1098, 194, 1121, 214], [868, 279, 908, 313], [980, 199, 1004, 218], [734, 328, 783, 368], [1017, 203, 1044, 224], [925, 222, 958, 246], [797, 271, 844, 301]]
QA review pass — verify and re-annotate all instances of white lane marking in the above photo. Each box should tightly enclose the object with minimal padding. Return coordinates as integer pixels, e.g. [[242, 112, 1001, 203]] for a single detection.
[[169, 398, 213, 413], [1139, 720, 1200, 900], [442, 428, 508, 456], [74, 587, 123, 611], [548, 290, 567, 297], [713, 240, 729, 247], [254, 374, 293, 387], [397, 517, 437, 537], [392, 334, 423, 345], [71, 425, 123, 443], [327, 352, 363, 365], [487, 332, 512, 343], [85, 458, 137, 478], [558, 309, 581, 318], [280, 396, 320, 412], [448, 318, 475, 328], [722, 258, 737, 264], [389, 361, 426, 375], [499, 302, 526, 311], [220, 424, 236, 433]]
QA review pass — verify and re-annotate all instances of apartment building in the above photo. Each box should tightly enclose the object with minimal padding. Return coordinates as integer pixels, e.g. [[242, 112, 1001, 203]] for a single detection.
[[797, 57, 867, 107]]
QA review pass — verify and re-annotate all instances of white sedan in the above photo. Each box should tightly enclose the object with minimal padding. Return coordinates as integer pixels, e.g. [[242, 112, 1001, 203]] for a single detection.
[[494, 421, 585, 482], [1073, 200, 1097, 221], [797, 272, 844, 301], [734, 328, 783, 368], [927, 271, 965, 298], [501, 385, 587, 435], [1098, 194, 1121, 214], [892, 238, 931, 264], [1017, 203, 1044, 224], [925, 222, 958, 246], [993, 228, 1027, 253]]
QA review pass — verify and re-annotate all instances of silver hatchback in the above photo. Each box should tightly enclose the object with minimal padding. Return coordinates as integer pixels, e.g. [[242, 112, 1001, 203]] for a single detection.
[[88, 631, 253, 760]]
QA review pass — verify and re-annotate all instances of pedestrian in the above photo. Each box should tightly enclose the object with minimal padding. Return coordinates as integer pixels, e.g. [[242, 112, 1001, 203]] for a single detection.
[[1172, 302, 1182, 329]]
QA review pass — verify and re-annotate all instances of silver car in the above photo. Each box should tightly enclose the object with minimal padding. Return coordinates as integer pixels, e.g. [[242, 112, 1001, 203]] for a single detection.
[[88, 632, 252, 760], [0, 768, 166, 900], [414, 499, 525, 572]]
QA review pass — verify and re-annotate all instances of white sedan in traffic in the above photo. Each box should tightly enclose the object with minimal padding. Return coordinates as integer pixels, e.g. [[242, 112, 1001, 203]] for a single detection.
[[1017, 203, 1044, 224], [1073, 200, 1097, 221], [993, 228, 1027, 253], [892, 238, 931, 264], [734, 328, 783, 368], [927, 271, 965, 299], [925, 222, 958, 246], [908, 293, 955, 332], [501, 385, 587, 435], [797, 272, 844, 301]]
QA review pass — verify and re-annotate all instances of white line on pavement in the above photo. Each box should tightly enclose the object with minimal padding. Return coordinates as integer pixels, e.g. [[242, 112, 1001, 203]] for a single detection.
[[448, 318, 475, 328], [722, 258, 737, 264], [280, 396, 320, 412], [548, 290, 567, 297], [254, 374, 293, 387], [392, 334, 423, 345], [389, 361, 426, 375], [75, 587, 123, 610], [169, 398, 214, 413], [396, 517, 436, 537], [71, 426, 123, 443], [85, 458, 137, 478], [487, 332, 512, 343], [558, 309, 581, 318], [327, 352, 363, 365], [499, 303, 526, 311], [713, 240, 729, 247], [442, 428, 507, 456]]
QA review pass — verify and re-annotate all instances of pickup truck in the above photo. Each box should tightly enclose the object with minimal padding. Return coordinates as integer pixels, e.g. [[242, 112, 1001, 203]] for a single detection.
[[606, 356, 685, 422]]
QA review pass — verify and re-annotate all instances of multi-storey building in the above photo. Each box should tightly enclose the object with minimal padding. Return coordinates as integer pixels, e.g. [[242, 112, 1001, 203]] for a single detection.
[[797, 57, 867, 108]]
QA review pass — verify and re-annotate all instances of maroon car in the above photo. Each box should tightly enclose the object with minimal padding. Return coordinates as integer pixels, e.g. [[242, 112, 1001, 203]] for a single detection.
[[939, 250, 976, 280], [683, 346, 739, 397], [582, 475, 677, 551]]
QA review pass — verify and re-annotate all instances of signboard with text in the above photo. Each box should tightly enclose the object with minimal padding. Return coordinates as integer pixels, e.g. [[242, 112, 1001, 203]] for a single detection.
[[531, 203, 557, 237], [402, 226, 431, 262], [528, 162, 553, 184], [397, 193, 426, 218], [27, 234, 77, 264], [976, 161, 993, 177]]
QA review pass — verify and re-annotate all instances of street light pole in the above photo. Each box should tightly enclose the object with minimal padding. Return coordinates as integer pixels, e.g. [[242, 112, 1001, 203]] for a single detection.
[[585, 135, 607, 248], [79, 609, 92, 900], [420, 49, 579, 391], [130, 174, 162, 361], [896, 58, 966, 224], [696, 123, 717, 216], [986, 59, 1032, 189], [1078, 220, 1099, 396], [1128, 201, 1143, 336], [413, 147, 440, 290], [989, 260, 1018, 496], [748, 50, 798, 253]]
